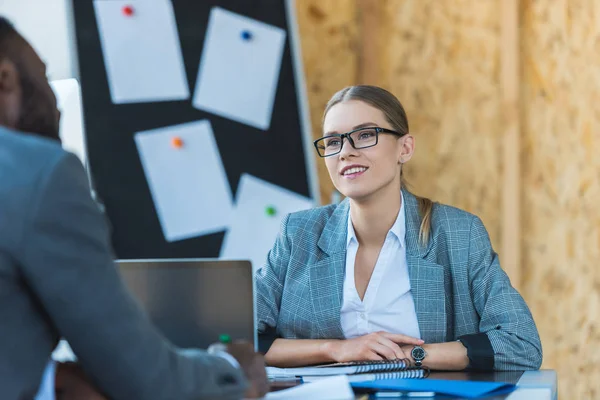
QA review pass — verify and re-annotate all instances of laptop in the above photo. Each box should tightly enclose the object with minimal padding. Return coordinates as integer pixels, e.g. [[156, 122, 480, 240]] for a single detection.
[[117, 259, 256, 350]]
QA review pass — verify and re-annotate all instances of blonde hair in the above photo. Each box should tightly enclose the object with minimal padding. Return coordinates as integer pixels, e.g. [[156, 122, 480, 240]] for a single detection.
[[323, 85, 433, 246]]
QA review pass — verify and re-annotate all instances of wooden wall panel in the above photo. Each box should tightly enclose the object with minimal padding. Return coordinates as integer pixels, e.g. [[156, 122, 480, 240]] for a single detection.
[[378, 0, 504, 253], [500, 0, 521, 287], [295, 0, 359, 204], [521, 0, 600, 397]]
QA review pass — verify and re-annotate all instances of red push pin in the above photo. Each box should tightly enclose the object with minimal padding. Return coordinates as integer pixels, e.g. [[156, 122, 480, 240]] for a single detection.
[[171, 136, 184, 149], [122, 5, 134, 17]]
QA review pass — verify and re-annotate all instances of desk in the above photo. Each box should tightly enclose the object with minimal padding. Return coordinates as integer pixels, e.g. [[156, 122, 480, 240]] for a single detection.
[[415, 370, 555, 399], [269, 370, 557, 400]]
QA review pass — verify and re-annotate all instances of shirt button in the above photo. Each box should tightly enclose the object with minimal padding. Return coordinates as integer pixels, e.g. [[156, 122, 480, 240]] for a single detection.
[[360, 312, 366, 320]]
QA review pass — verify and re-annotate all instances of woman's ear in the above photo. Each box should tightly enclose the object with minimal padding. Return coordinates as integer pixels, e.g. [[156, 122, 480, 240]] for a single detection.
[[398, 135, 415, 164]]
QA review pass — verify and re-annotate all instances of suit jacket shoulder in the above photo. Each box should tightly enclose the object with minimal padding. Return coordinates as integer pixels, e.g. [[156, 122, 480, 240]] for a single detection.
[[286, 203, 338, 234], [0, 128, 67, 256], [0, 127, 249, 399], [427, 200, 479, 257]]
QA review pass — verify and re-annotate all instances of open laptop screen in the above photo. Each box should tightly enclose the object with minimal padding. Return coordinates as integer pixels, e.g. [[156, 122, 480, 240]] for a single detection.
[[117, 259, 255, 350]]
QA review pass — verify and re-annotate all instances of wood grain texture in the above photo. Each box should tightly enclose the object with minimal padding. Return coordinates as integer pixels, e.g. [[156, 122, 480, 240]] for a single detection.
[[521, 0, 600, 397], [378, 0, 504, 253], [500, 0, 521, 288], [356, 0, 383, 85], [295, 0, 359, 204]]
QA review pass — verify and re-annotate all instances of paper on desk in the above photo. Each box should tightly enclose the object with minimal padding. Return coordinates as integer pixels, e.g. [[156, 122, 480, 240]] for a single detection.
[[52, 339, 77, 362], [134, 120, 233, 242], [192, 7, 286, 130], [94, 0, 189, 103], [220, 174, 314, 271], [50, 79, 86, 164], [506, 388, 551, 400], [265, 375, 354, 400]]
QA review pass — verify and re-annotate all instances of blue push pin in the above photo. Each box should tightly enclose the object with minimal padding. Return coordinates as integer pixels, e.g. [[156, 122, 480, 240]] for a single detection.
[[241, 30, 252, 41]]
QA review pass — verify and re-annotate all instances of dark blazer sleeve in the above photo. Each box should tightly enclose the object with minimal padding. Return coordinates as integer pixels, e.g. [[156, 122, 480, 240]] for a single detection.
[[16, 152, 247, 400], [461, 216, 543, 370], [255, 214, 291, 353]]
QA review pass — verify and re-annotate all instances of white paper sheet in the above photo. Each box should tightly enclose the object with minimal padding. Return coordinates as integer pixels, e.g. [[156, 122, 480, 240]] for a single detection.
[[506, 388, 551, 400], [52, 339, 77, 362], [193, 7, 286, 130], [220, 174, 314, 270], [134, 120, 233, 242], [265, 375, 354, 400], [50, 79, 86, 164], [93, 0, 189, 104]]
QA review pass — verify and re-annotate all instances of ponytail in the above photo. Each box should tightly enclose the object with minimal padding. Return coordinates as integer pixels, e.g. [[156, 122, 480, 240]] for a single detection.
[[417, 196, 433, 246], [401, 172, 433, 247]]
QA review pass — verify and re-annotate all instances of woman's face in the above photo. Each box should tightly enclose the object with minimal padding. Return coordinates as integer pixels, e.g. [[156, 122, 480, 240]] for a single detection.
[[322, 100, 413, 202]]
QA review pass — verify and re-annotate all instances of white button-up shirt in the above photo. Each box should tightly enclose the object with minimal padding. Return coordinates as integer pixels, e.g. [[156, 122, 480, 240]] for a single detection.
[[340, 193, 421, 340]]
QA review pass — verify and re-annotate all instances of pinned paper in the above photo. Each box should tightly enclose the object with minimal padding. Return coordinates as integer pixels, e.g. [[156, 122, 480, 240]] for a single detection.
[[50, 79, 86, 164], [220, 174, 314, 271], [192, 7, 286, 130], [134, 120, 233, 242], [94, 0, 189, 104], [266, 375, 353, 400]]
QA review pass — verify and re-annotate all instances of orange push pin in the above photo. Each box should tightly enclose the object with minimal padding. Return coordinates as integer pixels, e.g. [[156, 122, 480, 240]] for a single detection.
[[122, 5, 134, 17], [171, 136, 184, 149]]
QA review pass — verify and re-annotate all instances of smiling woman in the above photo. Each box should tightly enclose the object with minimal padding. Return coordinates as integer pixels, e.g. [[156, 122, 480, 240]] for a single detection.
[[256, 85, 542, 372]]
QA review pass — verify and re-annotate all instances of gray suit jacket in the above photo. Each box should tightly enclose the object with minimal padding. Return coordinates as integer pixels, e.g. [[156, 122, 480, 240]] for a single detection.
[[0, 127, 247, 400], [256, 188, 542, 371]]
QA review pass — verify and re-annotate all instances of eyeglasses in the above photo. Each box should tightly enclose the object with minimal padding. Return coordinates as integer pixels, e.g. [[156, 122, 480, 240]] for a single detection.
[[313, 126, 406, 157]]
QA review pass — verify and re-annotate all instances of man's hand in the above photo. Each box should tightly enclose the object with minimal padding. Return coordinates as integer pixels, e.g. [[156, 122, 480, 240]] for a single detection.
[[55, 362, 107, 400], [226, 342, 269, 398]]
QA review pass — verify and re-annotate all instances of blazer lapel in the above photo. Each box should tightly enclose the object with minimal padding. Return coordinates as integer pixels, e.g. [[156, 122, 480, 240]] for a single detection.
[[308, 199, 350, 339], [403, 189, 448, 344]]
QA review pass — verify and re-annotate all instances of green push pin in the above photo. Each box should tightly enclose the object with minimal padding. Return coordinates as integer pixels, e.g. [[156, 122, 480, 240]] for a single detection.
[[208, 334, 231, 354], [219, 334, 232, 344], [265, 205, 277, 217]]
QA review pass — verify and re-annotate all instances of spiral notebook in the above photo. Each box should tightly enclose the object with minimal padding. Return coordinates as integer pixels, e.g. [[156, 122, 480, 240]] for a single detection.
[[302, 368, 429, 383], [267, 359, 429, 379]]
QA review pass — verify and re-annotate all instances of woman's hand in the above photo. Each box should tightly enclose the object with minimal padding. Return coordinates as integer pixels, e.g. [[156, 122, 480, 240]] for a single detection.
[[326, 332, 424, 363]]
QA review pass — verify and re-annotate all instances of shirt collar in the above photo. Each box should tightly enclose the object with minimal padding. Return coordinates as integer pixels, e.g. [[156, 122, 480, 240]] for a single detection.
[[346, 192, 406, 247]]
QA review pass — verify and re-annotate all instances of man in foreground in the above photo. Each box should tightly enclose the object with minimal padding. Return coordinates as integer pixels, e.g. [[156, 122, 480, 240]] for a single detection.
[[0, 17, 268, 399]]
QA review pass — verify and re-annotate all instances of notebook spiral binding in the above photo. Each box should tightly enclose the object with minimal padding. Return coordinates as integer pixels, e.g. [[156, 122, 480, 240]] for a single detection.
[[372, 367, 431, 380], [349, 358, 430, 377]]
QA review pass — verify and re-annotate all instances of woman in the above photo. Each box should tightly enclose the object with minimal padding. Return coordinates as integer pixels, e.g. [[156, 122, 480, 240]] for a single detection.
[[256, 85, 542, 371]]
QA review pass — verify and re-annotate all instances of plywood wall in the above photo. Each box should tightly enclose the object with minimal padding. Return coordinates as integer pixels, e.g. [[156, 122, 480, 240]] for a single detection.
[[521, 0, 600, 397], [297, 0, 503, 247], [378, 0, 504, 251], [296, 0, 600, 397], [296, 0, 358, 204]]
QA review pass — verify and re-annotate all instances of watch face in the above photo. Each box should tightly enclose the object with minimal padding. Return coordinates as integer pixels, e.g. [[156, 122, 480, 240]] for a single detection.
[[412, 346, 425, 360]]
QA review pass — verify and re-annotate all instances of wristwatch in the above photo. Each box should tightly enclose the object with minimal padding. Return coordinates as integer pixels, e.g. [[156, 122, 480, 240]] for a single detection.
[[411, 345, 427, 367]]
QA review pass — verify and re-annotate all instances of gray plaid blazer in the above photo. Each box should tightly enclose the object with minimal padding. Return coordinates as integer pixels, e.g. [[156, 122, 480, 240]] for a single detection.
[[256, 189, 542, 371]]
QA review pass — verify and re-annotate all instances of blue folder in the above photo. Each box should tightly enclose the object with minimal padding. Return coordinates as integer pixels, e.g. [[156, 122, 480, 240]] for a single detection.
[[352, 379, 516, 398]]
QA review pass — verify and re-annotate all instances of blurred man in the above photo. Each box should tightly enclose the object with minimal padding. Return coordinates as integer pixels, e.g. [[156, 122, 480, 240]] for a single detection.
[[0, 17, 268, 400]]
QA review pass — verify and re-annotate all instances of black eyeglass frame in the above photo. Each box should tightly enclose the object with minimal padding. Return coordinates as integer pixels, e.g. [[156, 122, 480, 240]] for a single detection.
[[313, 126, 407, 158]]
